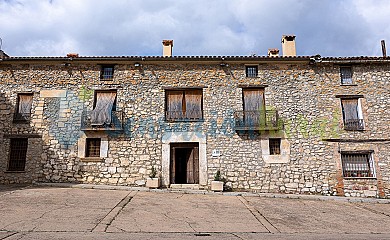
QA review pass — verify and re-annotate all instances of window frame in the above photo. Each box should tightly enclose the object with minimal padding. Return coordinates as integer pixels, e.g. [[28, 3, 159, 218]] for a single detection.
[[341, 151, 376, 179], [245, 65, 258, 78], [340, 98, 364, 131], [165, 89, 203, 122], [340, 66, 353, 85], [85, 138, 101, 158], [100, 65, 115, 81], [7, 138, 28, 172], [93, 90, 117, 111], [13, 93, 34, 123], [269, 138, 281, 155]]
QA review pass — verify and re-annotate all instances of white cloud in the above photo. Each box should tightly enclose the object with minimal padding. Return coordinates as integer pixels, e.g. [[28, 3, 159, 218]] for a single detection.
[[0, 0, 389, 57]]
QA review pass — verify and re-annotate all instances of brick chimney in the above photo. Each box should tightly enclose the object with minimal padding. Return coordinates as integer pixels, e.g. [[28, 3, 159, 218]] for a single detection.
[[162, 40, 173, 57], [268, 48, 280, 57], [281, 35, 296, 56]]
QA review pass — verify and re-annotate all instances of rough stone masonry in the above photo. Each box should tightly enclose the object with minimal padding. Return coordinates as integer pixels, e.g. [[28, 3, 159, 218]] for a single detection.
[[0, 44, 389, 198]]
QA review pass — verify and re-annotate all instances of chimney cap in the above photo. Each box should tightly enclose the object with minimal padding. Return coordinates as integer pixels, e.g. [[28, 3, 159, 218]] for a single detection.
[[67, 53, 79, 58], [162, 40, 173, 47], [282, 35, 296, 42]]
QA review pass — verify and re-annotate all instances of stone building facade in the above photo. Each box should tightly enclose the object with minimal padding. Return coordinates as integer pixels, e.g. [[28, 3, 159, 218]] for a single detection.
[[0, 39, 389, 198]]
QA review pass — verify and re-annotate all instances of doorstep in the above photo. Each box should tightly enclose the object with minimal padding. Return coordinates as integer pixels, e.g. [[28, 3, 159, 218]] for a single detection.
[[169, 184, 202, 190]]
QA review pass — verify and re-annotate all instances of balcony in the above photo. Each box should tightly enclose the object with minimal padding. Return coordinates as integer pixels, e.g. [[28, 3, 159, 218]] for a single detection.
[[165, 110, 203, 122], [81, 110, 124, 131], [13, 113, 31, 123], [234, 110, 283, 131], [344, 119, 364, 131]]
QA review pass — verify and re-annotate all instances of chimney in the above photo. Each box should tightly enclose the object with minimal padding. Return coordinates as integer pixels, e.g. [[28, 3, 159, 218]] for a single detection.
[[381, 40, 386, 57], [162, 40, 173, 57], [268, 48, 280, 57], [281, 35, 296, 56]]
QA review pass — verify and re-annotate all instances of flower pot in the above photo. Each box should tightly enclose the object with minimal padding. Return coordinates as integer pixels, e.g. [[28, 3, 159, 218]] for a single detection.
[[146, 178, 160, 188], [211, 181, 224, 192]]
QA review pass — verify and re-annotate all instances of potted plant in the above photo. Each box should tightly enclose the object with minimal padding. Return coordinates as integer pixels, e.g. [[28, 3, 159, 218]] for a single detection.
[[146, 166, 160, 188], [211, 170, 224, 192]]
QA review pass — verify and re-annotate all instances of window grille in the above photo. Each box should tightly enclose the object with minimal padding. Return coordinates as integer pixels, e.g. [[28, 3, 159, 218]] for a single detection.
[[269, 138, 281, 155], [100, 66, 114, 80], [340, 67, 353, 84], [86, 138, 101, 157], [8, 138, 28, 171], [341, 152, 375, 178], [246, 66, 258, 78]]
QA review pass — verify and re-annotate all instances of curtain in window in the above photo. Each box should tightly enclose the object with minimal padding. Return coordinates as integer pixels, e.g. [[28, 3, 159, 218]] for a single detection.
[[91, 92, 116, 125], [167, 91, 183, 120], [243, 89, 265, 126], [342, 99, 359, 121], [185, 90, 202, 119], [18, 94, 33, 114]]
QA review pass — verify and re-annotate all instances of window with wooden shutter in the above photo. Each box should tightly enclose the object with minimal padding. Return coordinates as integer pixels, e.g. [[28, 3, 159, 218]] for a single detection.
[[91, 91, 117, 126], [14, 93, 33, 123], [165, 89, 203, 121], [8, 138, 28, 171], [341, 98, 364, 130], [243, 88, 265, 127]]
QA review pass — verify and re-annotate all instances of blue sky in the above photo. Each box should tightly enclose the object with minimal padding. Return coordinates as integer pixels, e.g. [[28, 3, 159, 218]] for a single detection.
[[0, 0, 389, 57]]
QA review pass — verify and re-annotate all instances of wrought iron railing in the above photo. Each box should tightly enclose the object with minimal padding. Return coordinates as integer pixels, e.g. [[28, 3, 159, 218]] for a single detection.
[[81, 110, 123, 131], [234, 110, 283, 130], [165, 110, 203, 122], [344, 119, 364, 131], [13, 113, 31, 123]]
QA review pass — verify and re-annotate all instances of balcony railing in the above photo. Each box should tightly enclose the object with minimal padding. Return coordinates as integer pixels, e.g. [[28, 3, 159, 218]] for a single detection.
[[81, 110, 123, 131], [234, 110, 283, 131], [344, 119, 364, 131], [13, 113, 31, 123], [165, 110, 203, 122]]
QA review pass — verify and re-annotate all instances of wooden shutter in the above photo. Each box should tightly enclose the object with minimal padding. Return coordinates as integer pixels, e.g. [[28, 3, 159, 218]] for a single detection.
[[342, 99, 359, 121], [18, 94, 33, 114], [243, 89, 265, 126], [91, 91, 116, 125], [185, 90, 202, 120], [166, 91, 184, 120]]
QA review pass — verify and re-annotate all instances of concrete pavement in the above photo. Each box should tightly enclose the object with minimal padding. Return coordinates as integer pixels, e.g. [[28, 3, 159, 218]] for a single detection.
[[1, 184, 390, 239]]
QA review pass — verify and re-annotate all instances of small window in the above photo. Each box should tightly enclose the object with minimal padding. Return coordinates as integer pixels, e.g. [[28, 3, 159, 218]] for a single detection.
[[269, 138, 281, 155], [341, 98, 364, 130], [165, 89, 203, 121], [246, 66, 258, 78], [13, 93, 33, 123], [86, 138, 101, 157], [100, 65, 114, 80], [341, 152, 375, 178], [340, 66, 353, 85], [8, 138, 28, 171]]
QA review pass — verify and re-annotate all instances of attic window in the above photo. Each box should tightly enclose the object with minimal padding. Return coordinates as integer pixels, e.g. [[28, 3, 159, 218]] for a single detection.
[[246, 66, 258, 78], [100, 65, 114, 80], [340, 66, 353, 85]]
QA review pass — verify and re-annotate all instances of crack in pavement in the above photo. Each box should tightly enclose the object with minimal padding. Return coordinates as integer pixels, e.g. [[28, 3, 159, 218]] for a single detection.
[[238, 196, 280, 233], [91, 191, 137, 232], [353, 203, 390, 218]]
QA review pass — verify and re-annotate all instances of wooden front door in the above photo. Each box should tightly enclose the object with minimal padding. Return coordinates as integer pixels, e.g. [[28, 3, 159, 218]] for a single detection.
[[170, 143, 199, 184]]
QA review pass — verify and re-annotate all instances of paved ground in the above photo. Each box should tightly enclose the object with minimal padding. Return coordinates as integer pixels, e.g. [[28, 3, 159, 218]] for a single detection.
[[1, 185, 390, 239]]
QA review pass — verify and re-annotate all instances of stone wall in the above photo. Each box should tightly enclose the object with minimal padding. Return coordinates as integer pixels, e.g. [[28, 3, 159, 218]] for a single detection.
[[0, 59, 389, 198]]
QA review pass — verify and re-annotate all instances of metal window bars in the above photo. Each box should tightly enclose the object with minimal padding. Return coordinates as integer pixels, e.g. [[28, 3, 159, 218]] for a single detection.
[[341, 153, 375, 178], [269, 139, 281, 155], [246, 66, 258, 77], [340, 67, 353, 84], [8, 138, 28, 171]]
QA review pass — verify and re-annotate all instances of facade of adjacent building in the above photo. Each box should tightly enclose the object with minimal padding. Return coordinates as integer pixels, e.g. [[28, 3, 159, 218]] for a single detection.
[[0, 36, 389, 198]]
